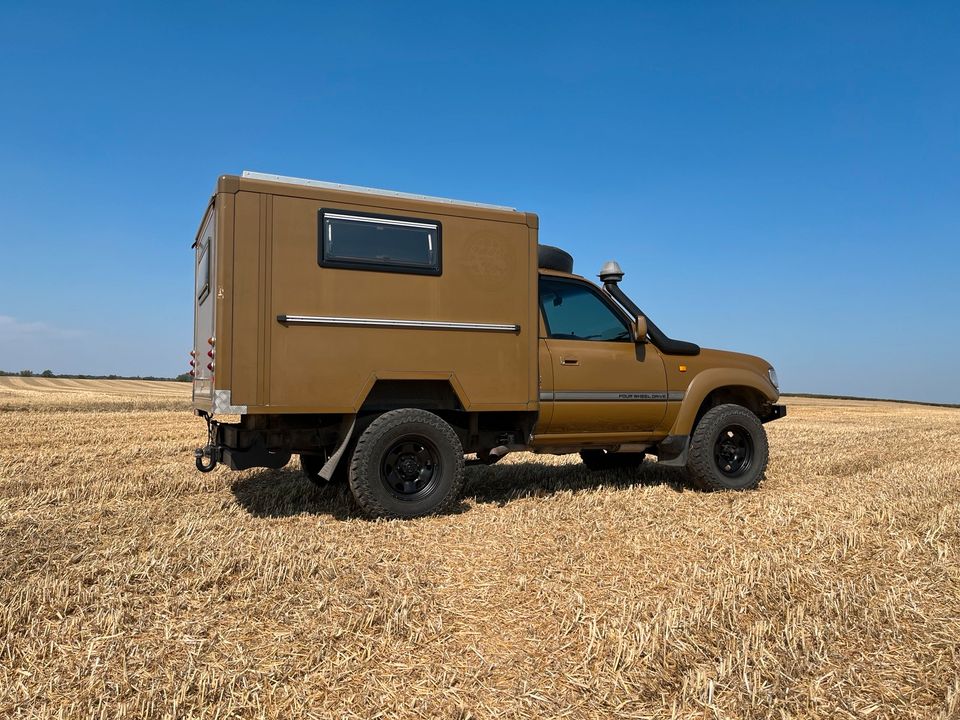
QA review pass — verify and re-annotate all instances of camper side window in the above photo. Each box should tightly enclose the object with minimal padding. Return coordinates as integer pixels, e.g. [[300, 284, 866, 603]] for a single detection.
[[197, 240, 210, 304], [319, 210, 441, 275]]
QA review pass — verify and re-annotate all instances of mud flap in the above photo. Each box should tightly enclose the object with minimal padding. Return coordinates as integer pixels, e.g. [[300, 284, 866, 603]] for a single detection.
[[656, 435, 690, 467], [318, 416, 357, 481]]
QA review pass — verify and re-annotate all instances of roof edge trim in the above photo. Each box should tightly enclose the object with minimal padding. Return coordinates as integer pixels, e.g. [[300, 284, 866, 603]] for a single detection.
[[241, 171, 518, 213]]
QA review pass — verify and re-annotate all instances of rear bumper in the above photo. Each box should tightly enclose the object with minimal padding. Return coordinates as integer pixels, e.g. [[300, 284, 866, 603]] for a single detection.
[[760, 404, 787, 423]]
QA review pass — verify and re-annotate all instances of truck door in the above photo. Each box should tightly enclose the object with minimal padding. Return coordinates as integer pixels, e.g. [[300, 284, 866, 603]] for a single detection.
[[537, 276, 667, 439]]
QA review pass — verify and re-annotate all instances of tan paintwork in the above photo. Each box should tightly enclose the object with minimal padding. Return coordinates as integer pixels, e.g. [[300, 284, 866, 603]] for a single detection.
[[530, 269, 778, 446], [193, 175, 539, 415], [663, 350, 779, 435], [192, 174, 778, 450], [538, 338, 667, 440]]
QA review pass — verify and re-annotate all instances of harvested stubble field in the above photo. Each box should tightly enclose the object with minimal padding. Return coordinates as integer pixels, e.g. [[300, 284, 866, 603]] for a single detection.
[[0, 378, 958, 719]]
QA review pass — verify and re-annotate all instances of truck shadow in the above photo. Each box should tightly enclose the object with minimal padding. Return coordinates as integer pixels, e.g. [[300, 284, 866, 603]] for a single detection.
[[230, 468, 360, 520], [464, 460, 687, 507], [230, 460, 688, 520]]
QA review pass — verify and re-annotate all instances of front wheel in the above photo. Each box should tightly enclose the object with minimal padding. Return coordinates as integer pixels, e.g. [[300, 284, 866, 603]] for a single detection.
[[686, 403, 769, 491], [348, 409, 465, 519]]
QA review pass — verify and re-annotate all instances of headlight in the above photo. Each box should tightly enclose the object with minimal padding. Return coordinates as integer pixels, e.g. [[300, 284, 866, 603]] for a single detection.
[[768, 367, 779, 389]]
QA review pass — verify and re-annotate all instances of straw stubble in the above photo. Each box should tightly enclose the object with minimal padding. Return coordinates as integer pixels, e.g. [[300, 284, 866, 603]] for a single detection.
[[1, 378, 958, 719]]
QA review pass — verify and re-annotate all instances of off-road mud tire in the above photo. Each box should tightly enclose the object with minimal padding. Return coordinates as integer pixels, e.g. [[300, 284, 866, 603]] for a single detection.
[[579, 450, 646, 471], [686, 403, 768, 491], [348, 409, 465, 519]]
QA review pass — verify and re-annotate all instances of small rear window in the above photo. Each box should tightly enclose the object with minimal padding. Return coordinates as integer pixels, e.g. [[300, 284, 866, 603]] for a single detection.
[[319, 210, 441, 275], [197, 239, 210, 303]]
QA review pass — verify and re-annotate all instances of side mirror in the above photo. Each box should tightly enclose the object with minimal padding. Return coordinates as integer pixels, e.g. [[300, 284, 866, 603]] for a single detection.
[[634, 315, 648, 343]]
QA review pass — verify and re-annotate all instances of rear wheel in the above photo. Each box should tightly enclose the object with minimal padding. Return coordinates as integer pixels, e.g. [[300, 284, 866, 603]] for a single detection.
[[579, 449, 646, 471], [686, 403, 768, 490], [348, 408, 465, 519]]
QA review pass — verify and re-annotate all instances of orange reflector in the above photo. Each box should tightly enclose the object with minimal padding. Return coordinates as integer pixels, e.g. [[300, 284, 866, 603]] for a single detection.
[[679, 365, 687, 372]]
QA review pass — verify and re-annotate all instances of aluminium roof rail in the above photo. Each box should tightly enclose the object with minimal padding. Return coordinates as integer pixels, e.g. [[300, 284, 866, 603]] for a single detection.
[[241, 171, 518, 212]]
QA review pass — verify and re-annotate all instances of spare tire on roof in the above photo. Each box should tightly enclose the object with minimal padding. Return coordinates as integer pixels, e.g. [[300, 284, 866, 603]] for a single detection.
[[538, 245, 574, 273]]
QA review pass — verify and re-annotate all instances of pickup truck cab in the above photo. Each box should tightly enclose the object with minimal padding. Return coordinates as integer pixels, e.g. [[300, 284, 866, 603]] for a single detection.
[[191, 172, 784, 518], [534, 246, 784, 477]]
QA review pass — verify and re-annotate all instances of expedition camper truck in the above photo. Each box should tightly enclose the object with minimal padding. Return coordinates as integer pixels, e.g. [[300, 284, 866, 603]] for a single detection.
[[191, 172, 785, 518]]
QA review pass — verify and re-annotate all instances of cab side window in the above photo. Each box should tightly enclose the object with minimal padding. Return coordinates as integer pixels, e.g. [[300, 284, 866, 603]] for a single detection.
[[539, 277, 631, 342]]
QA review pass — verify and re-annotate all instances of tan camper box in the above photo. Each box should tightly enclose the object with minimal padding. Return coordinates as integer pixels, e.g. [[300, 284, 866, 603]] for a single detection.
[[191, 171, 784, 518]]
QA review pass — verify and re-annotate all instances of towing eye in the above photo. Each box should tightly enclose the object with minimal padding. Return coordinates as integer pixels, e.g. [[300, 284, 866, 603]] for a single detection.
[[194, 415, 220, 472]]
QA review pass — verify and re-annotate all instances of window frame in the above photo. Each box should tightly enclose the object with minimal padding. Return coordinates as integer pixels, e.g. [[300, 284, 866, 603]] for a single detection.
[[538, 275, 634, 342], [317, 208, 442, 276], [197, 238, 211, 305]]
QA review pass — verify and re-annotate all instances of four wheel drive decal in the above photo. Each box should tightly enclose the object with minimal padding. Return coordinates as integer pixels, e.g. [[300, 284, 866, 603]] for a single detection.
[[540, 391, 685, 401]]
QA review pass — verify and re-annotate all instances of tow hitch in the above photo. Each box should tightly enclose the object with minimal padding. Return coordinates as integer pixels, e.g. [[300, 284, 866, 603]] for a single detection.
[[194, 414, 221, 472]]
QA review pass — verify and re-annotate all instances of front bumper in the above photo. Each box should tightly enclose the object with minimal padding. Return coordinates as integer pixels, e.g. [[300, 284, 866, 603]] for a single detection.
[[760, 404, 787, 423]]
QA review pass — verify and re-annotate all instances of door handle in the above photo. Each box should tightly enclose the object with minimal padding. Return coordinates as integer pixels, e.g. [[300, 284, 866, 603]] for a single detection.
[[560, 356, 580, 366]]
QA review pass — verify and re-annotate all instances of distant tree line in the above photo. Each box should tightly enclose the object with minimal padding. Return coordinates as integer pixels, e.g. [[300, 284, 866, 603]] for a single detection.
[[782, 392, 959, 410], [0, 369, 191, 382]]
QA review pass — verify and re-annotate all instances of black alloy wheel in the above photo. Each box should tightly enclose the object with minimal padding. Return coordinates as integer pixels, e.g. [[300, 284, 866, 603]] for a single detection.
[[380, 436, 442, 499], [712, 425, 754, 477]]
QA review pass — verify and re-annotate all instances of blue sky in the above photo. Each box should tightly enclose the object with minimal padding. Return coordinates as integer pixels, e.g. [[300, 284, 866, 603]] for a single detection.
[[0, 2, 957, 403]]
